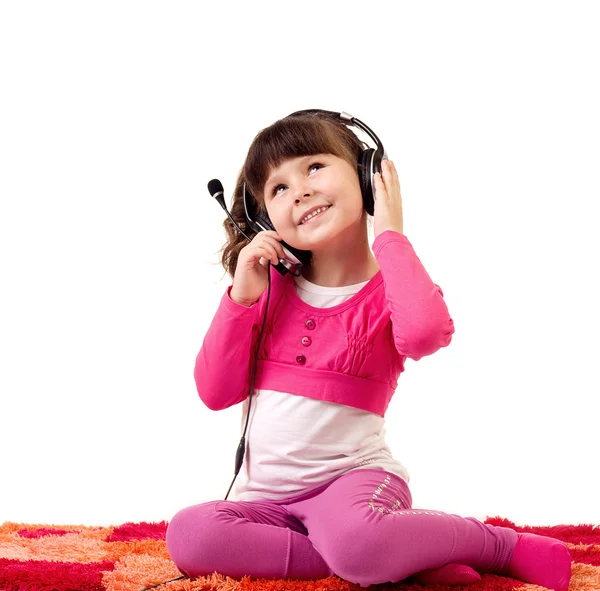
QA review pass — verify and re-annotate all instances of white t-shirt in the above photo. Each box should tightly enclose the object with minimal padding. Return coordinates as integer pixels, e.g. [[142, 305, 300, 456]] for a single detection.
[[232, 274, 410, 502]]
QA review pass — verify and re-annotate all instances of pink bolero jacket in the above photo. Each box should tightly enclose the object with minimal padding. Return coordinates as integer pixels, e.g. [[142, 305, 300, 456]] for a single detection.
[[195, 230, 454, 417]]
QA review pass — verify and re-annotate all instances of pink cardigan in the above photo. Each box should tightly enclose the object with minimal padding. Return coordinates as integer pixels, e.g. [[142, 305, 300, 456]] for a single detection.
[[195, 230, 454, 417]]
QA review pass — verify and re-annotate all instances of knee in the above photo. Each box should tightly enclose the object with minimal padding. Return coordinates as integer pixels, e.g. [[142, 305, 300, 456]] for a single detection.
[[166, 503, 221, 577], [324, 524, 391, 587]]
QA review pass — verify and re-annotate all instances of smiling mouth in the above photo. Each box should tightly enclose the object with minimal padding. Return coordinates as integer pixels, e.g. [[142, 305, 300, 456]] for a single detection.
[[300, 205, 331, 225]]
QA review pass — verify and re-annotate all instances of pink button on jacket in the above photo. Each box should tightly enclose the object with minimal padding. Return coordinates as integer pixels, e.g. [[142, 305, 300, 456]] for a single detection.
[[195, 231, 455, 417]]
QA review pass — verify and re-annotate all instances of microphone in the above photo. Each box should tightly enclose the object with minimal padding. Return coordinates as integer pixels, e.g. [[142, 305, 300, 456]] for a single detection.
[[208, 179, 253, 242], [208, 178, 310, 276]]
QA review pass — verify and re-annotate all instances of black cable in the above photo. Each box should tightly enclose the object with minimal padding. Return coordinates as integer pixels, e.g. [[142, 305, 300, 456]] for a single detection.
[[138, 575, 187, 591], [224, 260, 271, 500], [138, 262, 272, 591]]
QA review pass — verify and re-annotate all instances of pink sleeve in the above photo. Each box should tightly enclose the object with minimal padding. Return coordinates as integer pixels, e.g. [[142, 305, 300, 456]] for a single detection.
[[372, 230, 455, 361], [194, 284, 263, 410]]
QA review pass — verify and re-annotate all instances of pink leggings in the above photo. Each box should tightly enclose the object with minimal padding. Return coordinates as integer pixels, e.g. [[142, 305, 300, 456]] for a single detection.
[[166, 469, 518, 588]]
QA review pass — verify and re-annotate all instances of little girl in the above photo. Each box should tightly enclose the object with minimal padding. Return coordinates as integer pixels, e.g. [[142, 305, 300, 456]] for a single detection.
[[166, 111, 571, 590]]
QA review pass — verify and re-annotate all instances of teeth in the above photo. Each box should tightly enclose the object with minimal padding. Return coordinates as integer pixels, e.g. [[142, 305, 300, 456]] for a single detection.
[[301, 206, 329, 224]]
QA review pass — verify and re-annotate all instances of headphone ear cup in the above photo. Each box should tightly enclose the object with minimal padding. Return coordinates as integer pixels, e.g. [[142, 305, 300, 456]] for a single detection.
[[359, 149, 375, 216]]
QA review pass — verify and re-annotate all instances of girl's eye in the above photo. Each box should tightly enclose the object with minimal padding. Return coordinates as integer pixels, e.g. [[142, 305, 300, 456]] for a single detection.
[[272, 163, 324, 196]]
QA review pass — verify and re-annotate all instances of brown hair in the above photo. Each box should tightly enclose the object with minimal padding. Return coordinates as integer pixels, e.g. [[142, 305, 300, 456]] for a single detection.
[[217, 111, 370, 279]]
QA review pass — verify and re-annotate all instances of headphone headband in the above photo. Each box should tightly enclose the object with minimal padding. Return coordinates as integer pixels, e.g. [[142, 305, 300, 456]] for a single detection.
[[286, 109, 386, 161], [241, 109, 387, 272]]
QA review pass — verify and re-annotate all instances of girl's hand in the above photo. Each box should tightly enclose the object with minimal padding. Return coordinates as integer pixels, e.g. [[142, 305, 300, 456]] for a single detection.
[[373, 159, 404, 237], [230, 230, 285, 306]]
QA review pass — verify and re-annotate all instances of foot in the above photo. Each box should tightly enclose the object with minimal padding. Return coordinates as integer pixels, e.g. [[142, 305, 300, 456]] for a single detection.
[[504, 532, 572, 591], [411, 563, 481, 585]]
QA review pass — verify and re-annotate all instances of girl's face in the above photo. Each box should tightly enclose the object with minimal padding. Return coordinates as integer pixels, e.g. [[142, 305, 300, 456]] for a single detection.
[[262, 153, 365, 250]]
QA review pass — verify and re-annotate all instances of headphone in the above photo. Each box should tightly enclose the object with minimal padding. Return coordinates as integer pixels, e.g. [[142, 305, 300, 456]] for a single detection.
[[139, 110, 389, 591], [238, 109, 388, 277], [208, 109, 388, 501]]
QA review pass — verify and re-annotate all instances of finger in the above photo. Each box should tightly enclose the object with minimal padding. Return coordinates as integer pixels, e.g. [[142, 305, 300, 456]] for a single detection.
[[386, 160, 400, 183], [382, 159, 394, 178], [262, 244, 280, 265], [263, 236, 285, 259], [383, 159, 395, 173], [264, 230, 283, 240], [258, 249, 277, 266], [382, 161, 399, 188]]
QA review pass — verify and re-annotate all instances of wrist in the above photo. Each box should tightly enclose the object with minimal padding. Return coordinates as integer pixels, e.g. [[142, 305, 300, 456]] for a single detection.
[[375, 225, 404, 238], [229, 288, 257, 307]]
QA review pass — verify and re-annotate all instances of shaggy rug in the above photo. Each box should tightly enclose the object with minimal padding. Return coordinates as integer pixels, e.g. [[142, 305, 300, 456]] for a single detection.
[[1, 517, 599, 591]]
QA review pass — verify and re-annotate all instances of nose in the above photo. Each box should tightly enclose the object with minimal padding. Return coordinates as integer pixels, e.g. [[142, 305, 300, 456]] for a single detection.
[[293, 183, 314, 204]]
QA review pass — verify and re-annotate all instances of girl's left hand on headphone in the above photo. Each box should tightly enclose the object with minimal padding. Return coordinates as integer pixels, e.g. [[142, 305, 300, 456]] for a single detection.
[[373, 159, 404, 237]]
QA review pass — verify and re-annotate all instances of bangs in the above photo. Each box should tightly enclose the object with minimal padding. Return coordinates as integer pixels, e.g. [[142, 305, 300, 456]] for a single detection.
[[243, 114, 362, 208]]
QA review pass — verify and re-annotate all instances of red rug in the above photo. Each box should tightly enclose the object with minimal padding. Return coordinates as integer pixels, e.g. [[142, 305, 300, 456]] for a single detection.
[[1, 517, 599, 591]]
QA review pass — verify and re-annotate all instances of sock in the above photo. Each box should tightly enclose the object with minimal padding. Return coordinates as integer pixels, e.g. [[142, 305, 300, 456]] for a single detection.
[[503, 532, 571, 591], [410, 563, 481, 585]]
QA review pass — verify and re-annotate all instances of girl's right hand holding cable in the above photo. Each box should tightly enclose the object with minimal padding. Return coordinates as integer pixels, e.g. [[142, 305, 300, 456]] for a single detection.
[[230, 231, 285, 307]]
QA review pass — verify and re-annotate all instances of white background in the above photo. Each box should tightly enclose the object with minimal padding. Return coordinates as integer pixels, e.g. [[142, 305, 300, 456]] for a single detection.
[[1, 1, 598, 528]]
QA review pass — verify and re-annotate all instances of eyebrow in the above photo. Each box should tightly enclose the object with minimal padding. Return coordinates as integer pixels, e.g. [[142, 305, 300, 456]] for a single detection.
[[265, 155, 326, 191]]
